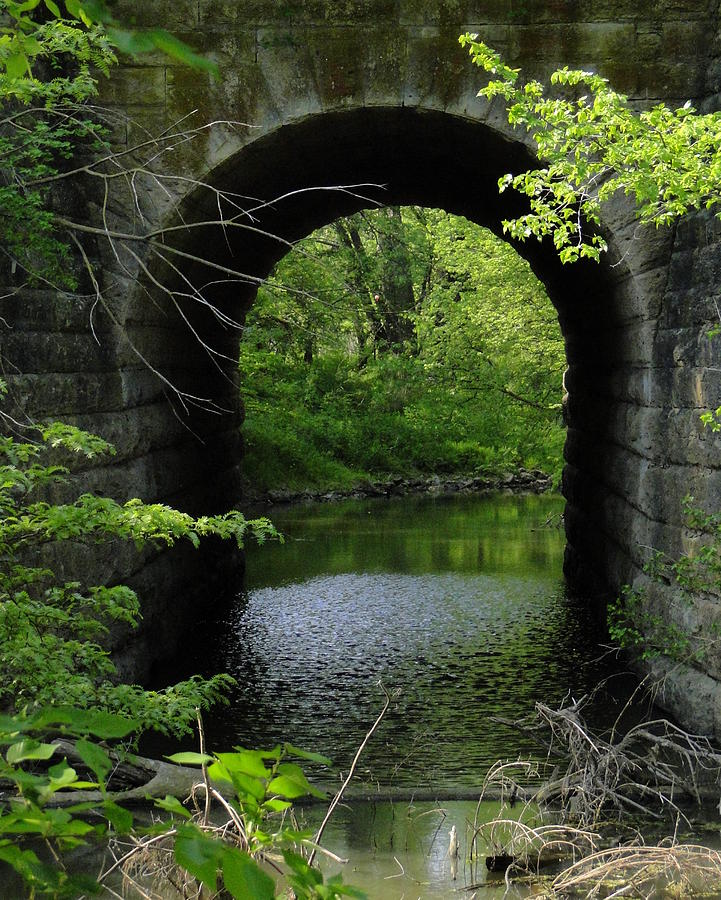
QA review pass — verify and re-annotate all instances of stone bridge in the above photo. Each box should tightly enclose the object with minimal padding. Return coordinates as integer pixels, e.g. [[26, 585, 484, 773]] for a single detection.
[[3, 1, 721, 733]]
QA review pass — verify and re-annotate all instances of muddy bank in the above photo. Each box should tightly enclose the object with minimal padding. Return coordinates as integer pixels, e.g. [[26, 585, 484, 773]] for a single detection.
[[241, 468, 554, 509]]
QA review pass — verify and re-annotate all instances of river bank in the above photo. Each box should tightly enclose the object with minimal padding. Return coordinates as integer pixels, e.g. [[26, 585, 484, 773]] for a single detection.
[[241, 467, 554, 508]]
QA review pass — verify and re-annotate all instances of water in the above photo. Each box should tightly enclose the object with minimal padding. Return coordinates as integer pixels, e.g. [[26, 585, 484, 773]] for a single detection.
[[165, 492, 636, 792], [154, 491, 643, 897], [298, 799, 537, 898]]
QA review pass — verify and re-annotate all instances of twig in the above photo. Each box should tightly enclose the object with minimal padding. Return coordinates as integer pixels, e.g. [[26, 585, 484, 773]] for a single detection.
[[98, 829, 177, 882], [196, 709, 211, 827], [307, 681, 395, 867]]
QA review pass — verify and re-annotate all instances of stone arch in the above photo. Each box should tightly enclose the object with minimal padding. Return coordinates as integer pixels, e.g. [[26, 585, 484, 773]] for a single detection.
[[4, 0, 721, 729], [118, 104, 664, 605]]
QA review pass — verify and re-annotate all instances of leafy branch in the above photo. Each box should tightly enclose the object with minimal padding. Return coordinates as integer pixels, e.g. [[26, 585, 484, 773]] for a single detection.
[[461, 35, 721, 262], [0, 412, 279, 735]]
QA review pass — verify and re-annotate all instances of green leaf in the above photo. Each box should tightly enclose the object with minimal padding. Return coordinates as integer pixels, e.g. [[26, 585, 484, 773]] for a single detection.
[[215, 750, 270, 779], [75, 739, 112, 784], [31, 707, 140, 739], [103, 800, 133, 834], [226, 769, 266, 803], [153, 795, 191, 819], [282, 849, 322, 884], [41, 761, 81, 799], [11, 0, 42, 14], [174, 825, 223, 890], [325, 874, 368, 898], [106, 26, 156, 55], [76, 0, 112, 21], [69, 0, 92, 25], [7, 740, 57, 765], [268, 763, 325, 800], [262, 798, 292, 812], [165, 751, 214, 766], [221, 847, 275, 899], [257, 744, 283, 761], [147, 28, 219, 78], [5, 54, 29, 79], [283, 743, 332, 766]]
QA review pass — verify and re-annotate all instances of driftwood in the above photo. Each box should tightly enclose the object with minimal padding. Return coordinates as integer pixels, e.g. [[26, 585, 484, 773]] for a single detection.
[[492, 695, 721, 826], [465, 693, 721, 898], [550, 842, 721, 897], [41, 739, 225, 807]]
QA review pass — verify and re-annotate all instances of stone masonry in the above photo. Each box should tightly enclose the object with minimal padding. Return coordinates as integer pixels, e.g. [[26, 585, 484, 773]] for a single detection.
[[3, 1, 721, 733]]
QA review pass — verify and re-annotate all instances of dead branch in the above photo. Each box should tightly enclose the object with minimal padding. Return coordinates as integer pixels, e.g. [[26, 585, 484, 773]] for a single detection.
[[307, 680, 397, 867], [550, 842, 721, 898], [492, 694, 721, 829]]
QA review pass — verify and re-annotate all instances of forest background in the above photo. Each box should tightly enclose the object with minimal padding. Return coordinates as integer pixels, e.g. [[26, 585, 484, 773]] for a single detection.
[[240, 206, 566, 494]]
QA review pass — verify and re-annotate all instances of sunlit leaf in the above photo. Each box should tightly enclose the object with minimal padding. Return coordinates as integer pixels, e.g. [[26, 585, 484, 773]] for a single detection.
[[221, 848, 274, 899], [165, 751, 214, 766], [215, 750, 270, 779], [5, 54, 29, 79], [7, 740, 57, 764], [268, 763, 325, 800]]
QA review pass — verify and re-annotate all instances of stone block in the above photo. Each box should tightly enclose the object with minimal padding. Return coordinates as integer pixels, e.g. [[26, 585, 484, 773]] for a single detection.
[[200, 0, 397, 25], [644, 654, 721, 738], [110, 0, 199, 28], [255, 27, 322, 114], [509, 22, 636, 72], [199, 0, 281, 25], [1, 372, 135, 419], [99, 67, 167, 107], [404, 24, 502, 109], [303, 27, 408, 108], [402, 0, 711, 27]]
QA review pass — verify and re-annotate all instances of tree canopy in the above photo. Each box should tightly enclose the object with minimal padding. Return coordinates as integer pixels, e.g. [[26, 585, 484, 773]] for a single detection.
[[239, 206, 566, 491]]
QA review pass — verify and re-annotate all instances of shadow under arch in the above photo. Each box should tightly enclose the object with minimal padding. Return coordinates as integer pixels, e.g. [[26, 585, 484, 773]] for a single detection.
[[132, 104, 637, 603]]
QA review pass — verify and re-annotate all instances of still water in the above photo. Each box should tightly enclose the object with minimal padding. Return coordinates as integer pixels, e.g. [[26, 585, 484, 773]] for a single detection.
[[170, 491, 634, 793], [152, 491, 644, 897]]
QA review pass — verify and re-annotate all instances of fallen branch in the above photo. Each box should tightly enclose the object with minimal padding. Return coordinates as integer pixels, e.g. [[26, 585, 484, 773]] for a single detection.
[[492, 694, 721, 828]]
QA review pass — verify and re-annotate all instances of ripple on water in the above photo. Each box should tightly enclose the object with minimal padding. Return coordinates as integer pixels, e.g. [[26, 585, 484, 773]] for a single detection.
[[204, 566, 622, 791]]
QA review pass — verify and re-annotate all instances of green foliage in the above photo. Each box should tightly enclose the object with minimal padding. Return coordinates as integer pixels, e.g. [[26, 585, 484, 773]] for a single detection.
[[0, 0, 218, 80], [0, 708, 361, 898], [607, 585, 692, 662], [0, 0, 217, 286], [608, 496, 721, 662], [656, 498, 721, 599], [169, 743, 365, 899], [0, 414, 278, 737], [460, 35, 721, 263], [0, 706, 138, 898], [240, 207, 566, 492], [700, 408, 721, 432], [0, 2, 116, 285]]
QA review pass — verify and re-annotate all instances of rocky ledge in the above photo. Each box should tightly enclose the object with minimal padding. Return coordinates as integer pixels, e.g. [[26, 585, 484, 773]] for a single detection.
[[242, 468, 553, 508]]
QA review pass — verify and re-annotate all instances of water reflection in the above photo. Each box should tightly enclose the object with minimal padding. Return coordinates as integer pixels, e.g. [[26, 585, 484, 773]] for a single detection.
[[300, 800, 533, 899], [170, 492, 633, 793]]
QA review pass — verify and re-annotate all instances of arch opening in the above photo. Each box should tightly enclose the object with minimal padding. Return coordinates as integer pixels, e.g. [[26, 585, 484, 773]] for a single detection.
[[238, 204, 567, 499], [124, 105, 641, 609]]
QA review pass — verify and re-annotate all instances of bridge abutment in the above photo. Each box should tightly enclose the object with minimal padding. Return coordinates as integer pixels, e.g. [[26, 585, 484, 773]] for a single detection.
[[3, 1, 721, 734]]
